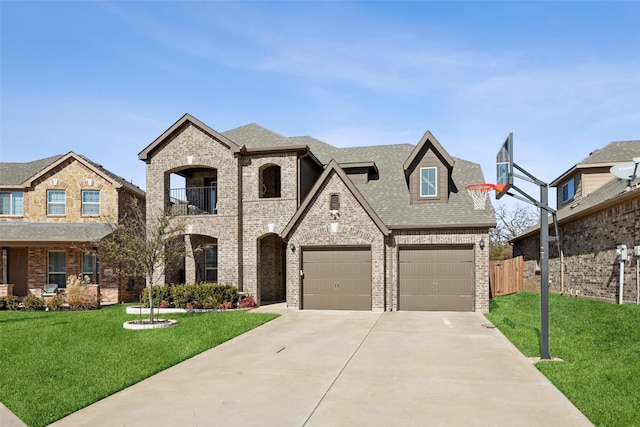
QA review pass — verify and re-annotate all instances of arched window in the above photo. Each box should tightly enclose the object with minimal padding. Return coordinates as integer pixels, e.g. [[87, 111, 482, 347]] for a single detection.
[[260, 165, 281, 198]]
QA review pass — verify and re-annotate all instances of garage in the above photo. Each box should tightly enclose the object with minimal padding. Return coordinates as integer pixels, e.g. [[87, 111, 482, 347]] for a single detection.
[[399, 246, 474, 311], [301, 247, 372, 310]]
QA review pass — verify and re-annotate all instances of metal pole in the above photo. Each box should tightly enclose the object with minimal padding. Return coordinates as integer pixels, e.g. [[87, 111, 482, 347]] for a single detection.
[[619, 260, 624, 305], [540, 183, 551, 360]]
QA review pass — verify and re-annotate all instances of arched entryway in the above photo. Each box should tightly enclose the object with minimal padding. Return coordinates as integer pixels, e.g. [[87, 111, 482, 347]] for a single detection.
[[257, 233, 285, 304]]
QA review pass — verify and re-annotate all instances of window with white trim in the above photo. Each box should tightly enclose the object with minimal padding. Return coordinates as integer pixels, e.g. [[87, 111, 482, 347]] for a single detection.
[[0, 192, 23, 216], [47, 190, 66, 215], [562, 178, 575, 202], [48, 251, 67, 288], [420, 167, 437, 197], [82, 190, 100, 215]]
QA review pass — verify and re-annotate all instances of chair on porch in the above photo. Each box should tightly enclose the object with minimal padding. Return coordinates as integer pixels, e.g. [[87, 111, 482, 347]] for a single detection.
[[42, 284, 59, 298]]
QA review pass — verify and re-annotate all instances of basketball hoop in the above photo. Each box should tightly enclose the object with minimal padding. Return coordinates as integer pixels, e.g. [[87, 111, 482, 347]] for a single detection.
[[466, 183, 505, 210]]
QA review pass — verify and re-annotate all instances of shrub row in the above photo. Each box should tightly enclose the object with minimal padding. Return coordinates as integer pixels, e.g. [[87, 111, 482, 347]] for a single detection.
[[0, 292, 94, 311], [141, 283, 242, 309]]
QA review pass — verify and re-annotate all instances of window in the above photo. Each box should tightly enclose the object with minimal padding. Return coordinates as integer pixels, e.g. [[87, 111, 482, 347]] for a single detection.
[[260, 165, 281, 198], [0, 192, 23, 216], [205, 244, 218, 283], [420, 167, 437, 197], [48, 251, 66, 288], [82, 190, 100, 215], [562, 178, 575, 202], [82, 252, 99, 284], [330, 194, 340, 210], [47, 190, 66, 215]]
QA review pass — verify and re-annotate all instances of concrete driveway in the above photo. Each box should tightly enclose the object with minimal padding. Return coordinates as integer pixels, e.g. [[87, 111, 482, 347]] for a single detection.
[[50, 308, 592, 426]]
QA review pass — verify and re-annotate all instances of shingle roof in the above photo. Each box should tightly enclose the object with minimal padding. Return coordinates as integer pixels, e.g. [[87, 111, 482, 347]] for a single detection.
[[580, 140, 640, 164], [512, 178, 639, 241], [0, 152, 144, 196], [0, 222, 115, 243], [223, 123, 496, 228]]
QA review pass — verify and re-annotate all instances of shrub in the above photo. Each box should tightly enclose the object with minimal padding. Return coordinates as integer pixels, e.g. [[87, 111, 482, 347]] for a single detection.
[[185, 301, 202, 310], [173, 284, 198, 308], [159, 300, 171, 309], [239, 296, 257, 309], [220, 301, 233, 310], [22, 294, 45, 311], [65, 275, 98, 310], [2, 296, 21, 311], [141, 284, 172, 307], [201, 295, 219, 310], [45, 294, 66, 311]]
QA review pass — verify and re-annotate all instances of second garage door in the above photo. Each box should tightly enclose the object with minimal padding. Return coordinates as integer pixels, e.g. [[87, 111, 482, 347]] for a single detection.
[[399, 246, 474, 311], [302, 247, 371, 310]]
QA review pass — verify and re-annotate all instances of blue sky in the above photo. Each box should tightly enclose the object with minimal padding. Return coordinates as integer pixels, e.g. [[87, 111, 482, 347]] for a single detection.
[[1, 1, 639, 207]]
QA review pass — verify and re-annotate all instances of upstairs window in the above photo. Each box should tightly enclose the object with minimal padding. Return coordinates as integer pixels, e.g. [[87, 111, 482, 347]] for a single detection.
[[82, 190, 100, 215], [0, 192, 23, 216], [562, 178, 575, 202], [420, 167, 437, 197], [47, 190, 66, 215], [260, 165, 281, 198]]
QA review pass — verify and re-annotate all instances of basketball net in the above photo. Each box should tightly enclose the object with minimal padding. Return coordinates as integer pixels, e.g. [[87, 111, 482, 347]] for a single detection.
[[466, 183, 501, 210]]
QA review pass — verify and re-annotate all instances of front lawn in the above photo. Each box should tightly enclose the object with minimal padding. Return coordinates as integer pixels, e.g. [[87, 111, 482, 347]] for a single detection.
[[0, 305, 278, 427], [486, 291, 640, 427]]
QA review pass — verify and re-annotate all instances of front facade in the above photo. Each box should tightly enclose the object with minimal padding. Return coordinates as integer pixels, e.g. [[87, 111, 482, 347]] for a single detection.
[[0, 152, 146, 303], [513, 140, 640, 303], [139, 114, 496, 312]]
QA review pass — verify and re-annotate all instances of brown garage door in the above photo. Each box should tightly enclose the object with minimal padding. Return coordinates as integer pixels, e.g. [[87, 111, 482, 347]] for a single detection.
[[399, 246, 474, 311], [302, 247, 371, 310]]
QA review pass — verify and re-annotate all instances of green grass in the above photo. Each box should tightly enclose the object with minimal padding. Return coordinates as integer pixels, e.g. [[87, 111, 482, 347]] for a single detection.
[[0, 305, 278, 427], [486, 291, 640, 427]]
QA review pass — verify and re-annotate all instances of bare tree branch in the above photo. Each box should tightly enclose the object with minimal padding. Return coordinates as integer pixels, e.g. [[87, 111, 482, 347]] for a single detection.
[[490, 204, 537, 260]]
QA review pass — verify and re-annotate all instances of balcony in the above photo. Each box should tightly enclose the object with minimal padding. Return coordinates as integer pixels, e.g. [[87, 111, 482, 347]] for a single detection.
[[170, 186, 217, 216]]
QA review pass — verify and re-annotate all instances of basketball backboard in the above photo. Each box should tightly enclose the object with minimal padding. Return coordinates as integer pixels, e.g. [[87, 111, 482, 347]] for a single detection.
[[495, 132, 513, 199]]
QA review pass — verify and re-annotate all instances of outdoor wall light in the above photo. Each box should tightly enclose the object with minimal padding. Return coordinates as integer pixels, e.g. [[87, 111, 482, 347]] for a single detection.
[[289, 243, 296, 252], [479, 239, 485, 250]]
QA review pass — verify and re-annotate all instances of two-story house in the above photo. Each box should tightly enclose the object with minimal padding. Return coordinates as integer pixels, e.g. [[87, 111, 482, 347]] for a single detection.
[[512, 140, 640, 303], [0, 152, 146, 303], [139, 114, 496, 312]]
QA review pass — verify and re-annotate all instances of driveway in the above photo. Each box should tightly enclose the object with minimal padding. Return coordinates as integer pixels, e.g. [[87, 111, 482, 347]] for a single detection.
[[51, 308, 592, 426]]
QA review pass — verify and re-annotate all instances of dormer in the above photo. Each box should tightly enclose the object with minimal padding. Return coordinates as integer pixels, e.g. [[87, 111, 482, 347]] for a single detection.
[[402, 131, 454, 204], [339, 162, 379, 184]]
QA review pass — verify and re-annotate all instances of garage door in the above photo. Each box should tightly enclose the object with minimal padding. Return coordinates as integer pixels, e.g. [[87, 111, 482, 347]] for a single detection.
[[399, 246, 474, 311], [302, 247, 371, 310]]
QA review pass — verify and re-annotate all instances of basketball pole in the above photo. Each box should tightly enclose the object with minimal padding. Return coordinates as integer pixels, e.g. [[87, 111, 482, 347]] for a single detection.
[[504, 163, 555, 360]]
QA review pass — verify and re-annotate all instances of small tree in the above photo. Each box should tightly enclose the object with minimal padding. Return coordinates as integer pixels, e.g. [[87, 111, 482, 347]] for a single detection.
[[99, 199, 186, 322], [490, 204, 537, 260]]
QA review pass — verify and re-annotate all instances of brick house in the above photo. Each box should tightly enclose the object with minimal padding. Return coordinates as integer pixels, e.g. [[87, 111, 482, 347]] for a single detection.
[[512, 140, 640, 303], [138, 114, 496, 312], [0, 152, 146, 303]]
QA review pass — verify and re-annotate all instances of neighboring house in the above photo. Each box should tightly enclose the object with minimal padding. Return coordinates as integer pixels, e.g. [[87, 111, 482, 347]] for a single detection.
[[0, 152, 146, 303], [512, 140, 640, 303], [138, 114, 496, 312]]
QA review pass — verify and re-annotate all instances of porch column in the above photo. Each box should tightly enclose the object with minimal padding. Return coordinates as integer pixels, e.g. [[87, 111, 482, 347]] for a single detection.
[[184, 235, 196, 283]]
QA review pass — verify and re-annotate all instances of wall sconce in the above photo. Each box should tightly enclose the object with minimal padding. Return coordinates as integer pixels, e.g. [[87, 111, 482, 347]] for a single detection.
[[289, 243, 296, 252], [479, 239, 485, 250]]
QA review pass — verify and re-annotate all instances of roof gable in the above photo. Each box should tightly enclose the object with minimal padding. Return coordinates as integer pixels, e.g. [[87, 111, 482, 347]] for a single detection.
[[403, 130, 454, 179], [138, 113, 240, 161], [282, 159, 390, 239]]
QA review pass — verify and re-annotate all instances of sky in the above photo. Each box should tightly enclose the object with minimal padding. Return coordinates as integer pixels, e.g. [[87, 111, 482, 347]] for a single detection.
[[1, 0, 639, 209]]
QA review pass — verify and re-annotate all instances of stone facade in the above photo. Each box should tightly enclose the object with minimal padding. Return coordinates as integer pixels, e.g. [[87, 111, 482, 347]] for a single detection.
[[0, 153, 145, 303], [514, 192, 640, 303]]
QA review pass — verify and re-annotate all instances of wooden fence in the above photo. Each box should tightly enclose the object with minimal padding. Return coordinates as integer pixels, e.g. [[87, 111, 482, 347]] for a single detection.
[[489, 256, 524, 297]]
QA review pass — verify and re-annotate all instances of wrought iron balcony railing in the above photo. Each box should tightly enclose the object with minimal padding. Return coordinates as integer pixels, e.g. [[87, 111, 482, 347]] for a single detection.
[[170, 186, 217, 215]]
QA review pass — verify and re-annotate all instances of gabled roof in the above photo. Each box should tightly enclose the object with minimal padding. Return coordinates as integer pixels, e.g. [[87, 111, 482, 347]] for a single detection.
[[0, 152, 144, 196], [512, 178, 640, 242], [550, 140, 640, 187], [282, 159, 390, 239], [402, 130, 455, 179], [138, 113, 240, 161]]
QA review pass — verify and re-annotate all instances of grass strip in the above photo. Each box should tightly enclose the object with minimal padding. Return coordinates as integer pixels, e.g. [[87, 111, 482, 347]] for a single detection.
[[0, 305, 278, 427], [486, 291, 640, 427]]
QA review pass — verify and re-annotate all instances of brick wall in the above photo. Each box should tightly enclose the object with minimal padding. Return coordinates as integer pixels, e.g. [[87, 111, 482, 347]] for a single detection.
[[514, 194, 640, 303]]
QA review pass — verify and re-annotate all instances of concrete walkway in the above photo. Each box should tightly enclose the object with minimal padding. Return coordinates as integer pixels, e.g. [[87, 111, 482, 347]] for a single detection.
[[46, 307, 592, 426]]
